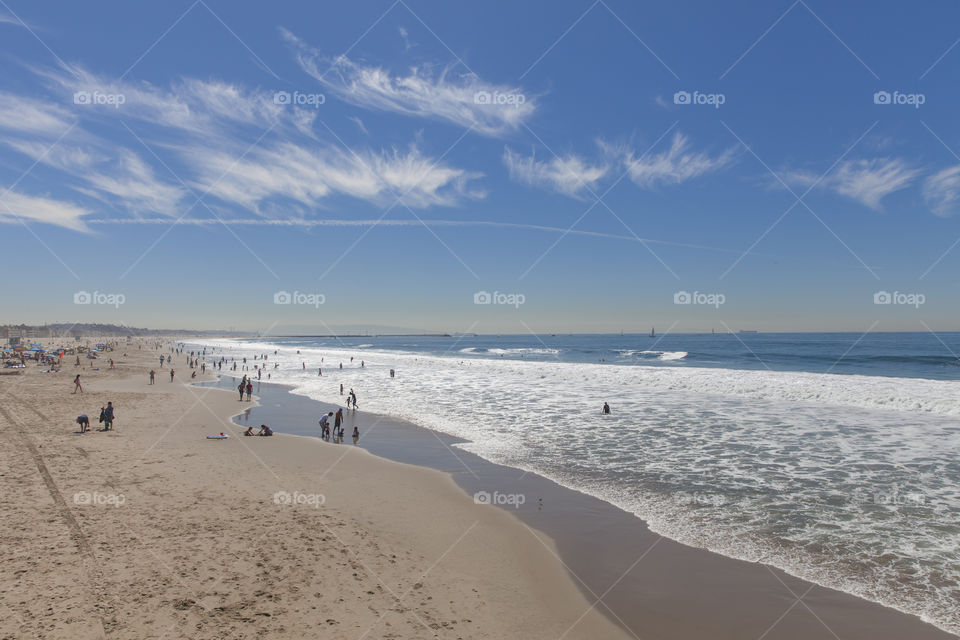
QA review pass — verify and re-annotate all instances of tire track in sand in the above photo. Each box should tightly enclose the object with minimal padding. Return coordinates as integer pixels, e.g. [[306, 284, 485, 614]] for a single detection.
[[0, 400, 108, 637]]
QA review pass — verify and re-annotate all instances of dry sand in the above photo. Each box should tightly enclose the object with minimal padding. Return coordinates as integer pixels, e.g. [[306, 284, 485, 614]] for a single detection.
[[0, 341, 629, 639]]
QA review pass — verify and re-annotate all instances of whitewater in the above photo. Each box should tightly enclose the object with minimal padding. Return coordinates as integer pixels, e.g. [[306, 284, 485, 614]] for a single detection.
[[190, 337, 960, 634]]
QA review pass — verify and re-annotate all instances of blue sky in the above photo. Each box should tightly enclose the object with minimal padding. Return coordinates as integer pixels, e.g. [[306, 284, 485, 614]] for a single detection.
[[1, 0, 960, 333]]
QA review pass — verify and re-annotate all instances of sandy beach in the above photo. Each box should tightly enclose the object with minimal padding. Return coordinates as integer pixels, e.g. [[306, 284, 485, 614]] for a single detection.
[[0, 341, 629, 640]]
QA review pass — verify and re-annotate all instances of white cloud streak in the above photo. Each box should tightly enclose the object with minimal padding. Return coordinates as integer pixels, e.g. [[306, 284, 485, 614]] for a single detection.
[[284, 29, 535, 137], [788, 158, 920, 209], [923, 165, 960, 217], [503, 148, 608, 197]]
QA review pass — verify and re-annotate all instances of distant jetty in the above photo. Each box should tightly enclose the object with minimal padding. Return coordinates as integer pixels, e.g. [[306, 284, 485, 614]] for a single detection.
[[268, 333, 452, 338]]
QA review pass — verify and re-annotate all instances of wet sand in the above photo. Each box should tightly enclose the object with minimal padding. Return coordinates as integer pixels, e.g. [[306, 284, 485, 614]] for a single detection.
[[215, 375, 957, 640]]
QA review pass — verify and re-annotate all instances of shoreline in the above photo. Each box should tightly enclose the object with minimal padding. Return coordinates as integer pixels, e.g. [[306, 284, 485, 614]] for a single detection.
[[206, 373, 958, 640], [0, 342, 630, 639]]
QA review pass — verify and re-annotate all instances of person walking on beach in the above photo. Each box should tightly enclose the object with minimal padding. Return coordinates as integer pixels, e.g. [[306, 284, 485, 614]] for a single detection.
[[103, 402, 115, 430], [245, 381, 253, 401], [319, 412, 331, 438], [334, 408, 343, 436], [73, 374, 83, 394], [170, 369, 175, 382], [349, 389, 358, 411], [149, 370, 155, 384], [159, 355, 164, 368]]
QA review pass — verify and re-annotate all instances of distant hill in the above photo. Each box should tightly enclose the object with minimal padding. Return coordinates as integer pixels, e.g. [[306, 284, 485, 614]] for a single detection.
[[1, 324, 253, 338]]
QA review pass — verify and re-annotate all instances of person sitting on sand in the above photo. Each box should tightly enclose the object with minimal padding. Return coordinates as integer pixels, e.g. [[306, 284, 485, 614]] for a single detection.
[[76, 414, 90, 433], [243, 426, 255, 436], [258, 424, 273, 436]]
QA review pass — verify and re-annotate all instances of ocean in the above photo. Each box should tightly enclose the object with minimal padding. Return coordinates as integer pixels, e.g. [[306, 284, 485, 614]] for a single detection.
[[189, 332, 960, 634]]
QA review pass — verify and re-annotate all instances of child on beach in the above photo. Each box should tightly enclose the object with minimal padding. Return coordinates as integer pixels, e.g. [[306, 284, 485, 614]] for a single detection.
[[318, 413, 332, 438], [73, 374, 82, 394]]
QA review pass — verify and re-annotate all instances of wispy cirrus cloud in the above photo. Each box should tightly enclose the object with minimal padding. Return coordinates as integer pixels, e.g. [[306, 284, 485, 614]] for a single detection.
[[504, 134, 736, 198], [0, 92, 74, 136], [922, 165, 960, 217], [618, 133, 738, 189], [787, 158, 920, 209], [184, 142, 483, 213], [0, 190, 91, 231], [283, 29, 535, 137], [0, 57, 487, 230], [503, 147, 608, 198]]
